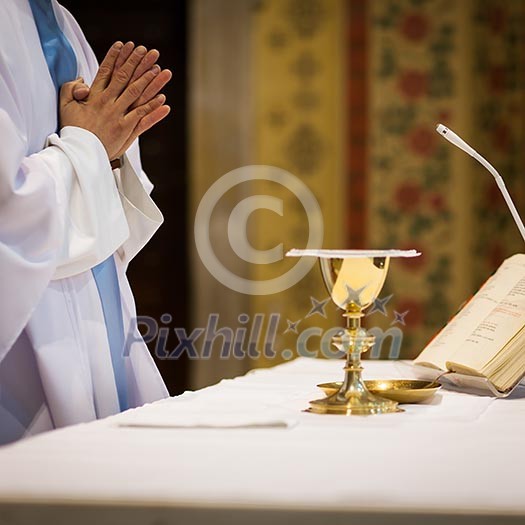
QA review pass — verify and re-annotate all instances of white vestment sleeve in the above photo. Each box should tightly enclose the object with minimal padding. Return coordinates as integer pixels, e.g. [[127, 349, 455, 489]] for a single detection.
[[115, 150, 164, 266], [124, 138, 155, 196], [46, 126, 129, 278], [0, 82, 129, 359]]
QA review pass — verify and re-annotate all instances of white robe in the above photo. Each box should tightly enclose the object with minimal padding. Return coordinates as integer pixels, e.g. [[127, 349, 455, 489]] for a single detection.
[[0, 0, 169, 444]]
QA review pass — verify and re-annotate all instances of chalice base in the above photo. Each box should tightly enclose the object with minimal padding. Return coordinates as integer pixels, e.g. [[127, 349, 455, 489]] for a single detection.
[[309, 388, 402, 415]]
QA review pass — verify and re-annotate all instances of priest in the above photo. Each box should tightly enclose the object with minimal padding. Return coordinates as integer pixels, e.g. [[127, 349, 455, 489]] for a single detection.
[[0, 0, 172, 444]]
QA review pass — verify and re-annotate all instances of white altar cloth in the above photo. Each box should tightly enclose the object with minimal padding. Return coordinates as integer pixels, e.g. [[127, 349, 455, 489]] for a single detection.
[[0, 358, 525, 525]]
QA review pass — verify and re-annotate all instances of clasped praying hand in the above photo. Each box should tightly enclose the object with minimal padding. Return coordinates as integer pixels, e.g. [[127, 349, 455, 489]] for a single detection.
[[59, 41, 172, 162]]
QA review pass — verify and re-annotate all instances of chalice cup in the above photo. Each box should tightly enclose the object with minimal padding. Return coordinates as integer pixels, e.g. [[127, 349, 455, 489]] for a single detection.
[[310, 255, 400, 415]]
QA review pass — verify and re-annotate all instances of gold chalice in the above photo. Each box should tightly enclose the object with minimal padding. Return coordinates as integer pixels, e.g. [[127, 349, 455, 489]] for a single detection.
[[286, 249, 421, 415]]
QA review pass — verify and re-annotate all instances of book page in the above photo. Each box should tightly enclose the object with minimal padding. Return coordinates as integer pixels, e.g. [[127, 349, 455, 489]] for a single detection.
[[415, 254, 525, 371], [449, 273, 525, 373]]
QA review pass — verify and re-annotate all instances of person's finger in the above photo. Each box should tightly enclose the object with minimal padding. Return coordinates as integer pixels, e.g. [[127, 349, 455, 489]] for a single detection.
[[117, 66, 160, 109], [129, 49, 160, 83], [114, 100, 170, 158], [130, 68, 172, 109], [125, 93, 168, 128], [115, 100, 170, 158], [118, 101, 171, 157], [106, 45, 148, 98], [60, 77, 88, 103], [114, 41, 134, 71], [90, 41, 123, 92], [135, 103, 170, 135], [72, 80, 90, 101]]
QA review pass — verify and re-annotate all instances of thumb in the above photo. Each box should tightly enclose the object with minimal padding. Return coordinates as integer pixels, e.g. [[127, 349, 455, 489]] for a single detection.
[[73, 78, 90, 101], [60, 77, 88, 102]]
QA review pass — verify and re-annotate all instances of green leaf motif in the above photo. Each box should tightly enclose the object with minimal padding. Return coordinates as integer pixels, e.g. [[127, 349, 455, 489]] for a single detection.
[[379, 106, 416, 134]]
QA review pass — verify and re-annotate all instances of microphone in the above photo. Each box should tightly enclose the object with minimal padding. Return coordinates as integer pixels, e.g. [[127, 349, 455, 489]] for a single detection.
[[436, 124, 525, 243]]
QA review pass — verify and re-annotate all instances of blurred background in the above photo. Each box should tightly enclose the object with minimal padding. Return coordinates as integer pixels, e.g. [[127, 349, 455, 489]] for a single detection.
[[62, 0, 525, 394]]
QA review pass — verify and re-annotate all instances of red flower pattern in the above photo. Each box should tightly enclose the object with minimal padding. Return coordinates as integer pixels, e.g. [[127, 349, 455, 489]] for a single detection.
[[400, 12, 430, 42], [437, 110, 452, 123], [427, 192, 446, 213], [395, 181, 422, 212], [406, 126, 438, 157], [487, 6, 506, 34], [398, 70, 428, 100]]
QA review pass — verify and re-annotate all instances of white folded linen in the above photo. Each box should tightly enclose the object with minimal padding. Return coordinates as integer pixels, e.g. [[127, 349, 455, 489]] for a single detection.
[[116, 395, 297, 429]]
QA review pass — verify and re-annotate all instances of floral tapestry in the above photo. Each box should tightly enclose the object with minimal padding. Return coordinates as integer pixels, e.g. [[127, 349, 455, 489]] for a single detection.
[[365, 0, 525, 358]]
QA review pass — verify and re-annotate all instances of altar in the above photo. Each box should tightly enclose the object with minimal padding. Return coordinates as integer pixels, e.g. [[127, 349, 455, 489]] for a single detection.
[[0, 358, 524, 525]]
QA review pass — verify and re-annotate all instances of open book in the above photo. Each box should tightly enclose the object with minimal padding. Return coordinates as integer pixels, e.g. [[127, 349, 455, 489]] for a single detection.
[[414, 254, 525, 396]]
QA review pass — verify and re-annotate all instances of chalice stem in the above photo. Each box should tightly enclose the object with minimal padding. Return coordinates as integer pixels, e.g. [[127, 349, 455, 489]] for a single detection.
[[340, 323, 372, 399]]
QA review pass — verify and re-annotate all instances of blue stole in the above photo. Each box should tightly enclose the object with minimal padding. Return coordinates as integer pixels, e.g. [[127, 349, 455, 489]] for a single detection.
[[29, 0, 129, 411]]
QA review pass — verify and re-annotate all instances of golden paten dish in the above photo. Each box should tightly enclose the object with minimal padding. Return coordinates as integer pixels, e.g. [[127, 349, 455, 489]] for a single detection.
[[317, 379, 441, 404]]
